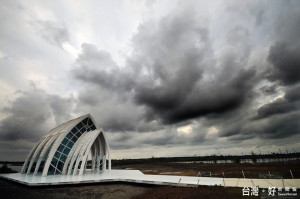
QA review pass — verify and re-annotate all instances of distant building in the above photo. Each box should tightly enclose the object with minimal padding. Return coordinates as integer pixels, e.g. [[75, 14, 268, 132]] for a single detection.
[[21, 114, 111, 177]]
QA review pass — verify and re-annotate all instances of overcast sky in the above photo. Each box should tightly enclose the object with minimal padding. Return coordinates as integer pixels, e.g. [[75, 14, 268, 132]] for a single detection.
[[0, 0, 299, 161]]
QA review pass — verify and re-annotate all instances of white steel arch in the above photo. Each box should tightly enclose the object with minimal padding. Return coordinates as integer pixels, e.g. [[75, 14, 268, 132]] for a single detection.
[[26, 136, 51, 174], [33, 133, 60, 175], [21, 114, 111, 177]]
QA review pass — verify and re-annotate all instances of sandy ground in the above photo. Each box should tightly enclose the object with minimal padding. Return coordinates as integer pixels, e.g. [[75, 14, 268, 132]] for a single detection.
[[0, 178, 150, 199], [2, 178, 299, 199], [0, 178, 252, 199]]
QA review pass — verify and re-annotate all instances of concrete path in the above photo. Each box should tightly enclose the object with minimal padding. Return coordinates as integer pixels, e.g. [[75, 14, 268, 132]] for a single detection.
[[1, 169, 299, 188]]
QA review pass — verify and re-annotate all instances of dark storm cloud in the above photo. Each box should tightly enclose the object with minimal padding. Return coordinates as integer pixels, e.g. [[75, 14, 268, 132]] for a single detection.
[[72, 2, 258, 127], [259, 84, 278, 95], [255, 99, 296, 119], [262, 112, 300, 139], [2, 0, 300, 161], [138, 68, 256, 124], [0, 85, 74, 141], [285, 84, 300, 102], [142, 134, 176, 146], [0, 141, 32, 161], [218, 84, 300, 140], [265, 2, 300, 85], [35, 20, 69, 48], [108, 127, 206, 150], [218, 93, 300, 140], [0, 89, 51, 141], [73, 43, 135, 92], [249, 2, 300, 140], [48, 95, 75, 124], [70, 0, 299, 149], [134, 64, 202, 113], [102, 116, 137, 132], [221, 125, 242, 138], [254, 83, 300, 119], [249, 112, 300, 139], [208, 1, 300, 141], [218, 109, 300, 141], [226, 0, 266, 26], [73, 85, 160, 133], [73, 7, 255, 126], [129, 7, 258, 124], [267, 42, 300, 85], [110, 132, 176, 149]]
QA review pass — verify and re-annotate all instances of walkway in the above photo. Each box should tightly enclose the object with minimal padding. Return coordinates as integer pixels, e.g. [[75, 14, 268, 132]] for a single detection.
[[1, 170, 299, 188]]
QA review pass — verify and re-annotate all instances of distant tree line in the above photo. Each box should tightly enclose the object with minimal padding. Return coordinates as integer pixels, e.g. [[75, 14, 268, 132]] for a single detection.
[[0, 164, 17, 174], [2, 152, 300, 167], [112, 152, 300, 166]]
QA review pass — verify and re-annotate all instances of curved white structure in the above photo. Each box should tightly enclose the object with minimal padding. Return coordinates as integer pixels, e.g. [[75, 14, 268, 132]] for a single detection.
[[21, 114, 111, 176]]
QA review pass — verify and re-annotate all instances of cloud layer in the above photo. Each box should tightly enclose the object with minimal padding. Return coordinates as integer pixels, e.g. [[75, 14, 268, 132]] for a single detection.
[[0, 0, 299, 160]]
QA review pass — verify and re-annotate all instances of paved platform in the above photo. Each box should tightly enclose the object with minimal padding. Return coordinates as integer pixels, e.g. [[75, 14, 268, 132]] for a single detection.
[[1, 170, 300, 188]]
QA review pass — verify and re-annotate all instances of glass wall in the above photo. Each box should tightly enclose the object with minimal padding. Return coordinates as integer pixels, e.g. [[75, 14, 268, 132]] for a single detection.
[[48, 117, 96, 175]]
